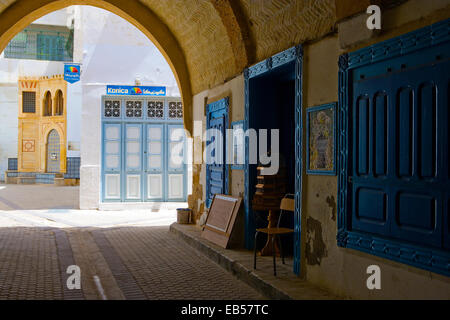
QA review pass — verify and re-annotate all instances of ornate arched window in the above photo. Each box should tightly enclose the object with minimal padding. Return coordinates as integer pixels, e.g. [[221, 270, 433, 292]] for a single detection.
[[43, 91, 52, 116], [55, 90, 64, 116]]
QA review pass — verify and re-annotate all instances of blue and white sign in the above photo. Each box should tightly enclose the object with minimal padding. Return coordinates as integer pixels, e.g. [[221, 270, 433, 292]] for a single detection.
[[106, 85, 166, 96], [64, 64, 81, 84]]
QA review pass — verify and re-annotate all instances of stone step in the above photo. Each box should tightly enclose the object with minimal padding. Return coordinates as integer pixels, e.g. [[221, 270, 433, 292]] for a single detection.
[[169, 222, 340, 300]]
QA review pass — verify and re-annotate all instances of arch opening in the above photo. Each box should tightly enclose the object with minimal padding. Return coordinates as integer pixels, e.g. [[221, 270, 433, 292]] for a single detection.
[[43, 90, 52, 116], [0, 0, 194, 133], [54, 90, 63, 116], [0, 3, 193, 210]]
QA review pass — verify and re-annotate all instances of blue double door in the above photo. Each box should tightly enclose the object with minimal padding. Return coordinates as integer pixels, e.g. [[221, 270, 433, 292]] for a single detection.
[[102, 122, 186, 202]]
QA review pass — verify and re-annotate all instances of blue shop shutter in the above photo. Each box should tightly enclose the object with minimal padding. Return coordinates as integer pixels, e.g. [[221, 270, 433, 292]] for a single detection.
[[350, 42, 450, 250]]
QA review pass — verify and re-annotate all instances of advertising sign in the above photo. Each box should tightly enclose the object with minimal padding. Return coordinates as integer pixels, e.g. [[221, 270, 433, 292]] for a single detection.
[[64, 64, 81, 84], [106, 85, 166, 96]]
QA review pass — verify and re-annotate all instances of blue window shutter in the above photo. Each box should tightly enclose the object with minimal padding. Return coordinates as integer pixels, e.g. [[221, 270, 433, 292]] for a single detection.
[[338, 18, 450, 277]]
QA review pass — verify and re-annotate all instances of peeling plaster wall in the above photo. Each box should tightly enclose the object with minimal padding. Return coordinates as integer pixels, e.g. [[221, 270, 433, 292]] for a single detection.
[[302, 1, 450, 299]]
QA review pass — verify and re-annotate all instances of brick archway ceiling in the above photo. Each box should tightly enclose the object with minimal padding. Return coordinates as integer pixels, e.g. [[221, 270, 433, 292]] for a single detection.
[[0, 0, 337, 94], [141, 0, 337, 94]]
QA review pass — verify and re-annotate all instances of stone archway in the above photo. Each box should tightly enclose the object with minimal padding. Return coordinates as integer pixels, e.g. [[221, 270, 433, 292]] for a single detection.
[[0, 0, 195, 132]]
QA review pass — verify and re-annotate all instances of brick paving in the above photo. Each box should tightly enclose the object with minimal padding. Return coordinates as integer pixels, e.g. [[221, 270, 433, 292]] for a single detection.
[[0, 225, 265, 300], [0, 228, 63, 299], [54, 229, 84, 300], [100, 227, 265, 300]]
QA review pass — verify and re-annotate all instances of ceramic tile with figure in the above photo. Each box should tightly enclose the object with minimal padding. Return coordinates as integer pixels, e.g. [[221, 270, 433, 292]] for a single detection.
[[307, 103, 336, 175]]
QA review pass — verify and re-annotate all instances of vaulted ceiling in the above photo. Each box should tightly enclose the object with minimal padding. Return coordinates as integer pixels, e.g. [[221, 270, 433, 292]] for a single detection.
[[0, 0, 353, 131], [0, 0, 339, 94], [139, 0, 337, 93]]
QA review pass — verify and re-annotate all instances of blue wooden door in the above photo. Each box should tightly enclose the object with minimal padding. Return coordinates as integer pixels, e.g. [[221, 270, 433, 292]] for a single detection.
[[145, 124, 164, 201], [206, 116, 226, 207], [206, 98, 229, 207], [167, 124, 186, 201], [124, 124, 143, 201], [102, 97, 187, 203], [351, 47, 450, 250]]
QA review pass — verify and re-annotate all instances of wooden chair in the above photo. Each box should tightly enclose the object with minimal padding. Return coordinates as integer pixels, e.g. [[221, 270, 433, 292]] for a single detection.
[[253, 194, 295, 276]]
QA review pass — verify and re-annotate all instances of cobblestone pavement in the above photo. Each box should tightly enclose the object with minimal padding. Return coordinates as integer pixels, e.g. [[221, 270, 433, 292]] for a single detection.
[[0, 223, 265, 300]]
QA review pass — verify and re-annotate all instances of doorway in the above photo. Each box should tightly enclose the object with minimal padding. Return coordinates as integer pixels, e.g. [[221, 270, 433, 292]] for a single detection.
[[46, 129, 60, 173], [244, 45, 303, 275], [101, 96, 187, 203]]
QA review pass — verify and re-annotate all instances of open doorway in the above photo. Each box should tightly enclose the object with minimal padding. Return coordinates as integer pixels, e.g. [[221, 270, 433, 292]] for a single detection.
[[244, 46, 303, 275]]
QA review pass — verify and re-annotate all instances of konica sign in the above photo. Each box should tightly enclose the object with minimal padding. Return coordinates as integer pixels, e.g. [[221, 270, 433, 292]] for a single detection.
[[106, 85, 166, 96]]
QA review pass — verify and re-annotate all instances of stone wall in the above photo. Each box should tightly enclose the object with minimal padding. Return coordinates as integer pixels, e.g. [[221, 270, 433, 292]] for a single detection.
[[191, 0, 450, 299]]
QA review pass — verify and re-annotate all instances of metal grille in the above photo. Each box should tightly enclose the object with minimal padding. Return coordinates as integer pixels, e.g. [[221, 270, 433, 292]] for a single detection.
[[168, 101, 183, 119], [148, 101, 164, 119], [4, 26, 73, 61], [8, 158, 18, 171], [125, 100, 143, 118], [104, 100, 121, 118], [22, 91, 36, 113]]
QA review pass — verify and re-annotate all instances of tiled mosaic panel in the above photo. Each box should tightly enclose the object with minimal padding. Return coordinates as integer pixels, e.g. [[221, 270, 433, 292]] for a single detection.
[[35, 174, 56, 184], [64, 157, 81, 179], [6, 172, 55, 184]]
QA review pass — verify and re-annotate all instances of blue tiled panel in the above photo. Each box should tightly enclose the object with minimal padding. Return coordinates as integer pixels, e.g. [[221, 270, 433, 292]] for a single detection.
[[7, 158, 18, 171], [7, 172, 55, 184], [35, 173, 55, 184], [64, 157, 81, 179]]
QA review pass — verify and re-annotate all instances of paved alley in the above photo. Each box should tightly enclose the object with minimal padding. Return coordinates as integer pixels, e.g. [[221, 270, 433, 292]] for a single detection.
[[0, 208, 264, 300]]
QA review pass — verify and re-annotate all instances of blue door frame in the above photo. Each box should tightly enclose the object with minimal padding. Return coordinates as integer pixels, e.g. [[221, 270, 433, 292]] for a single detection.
[[244, 45, 303, 275]]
